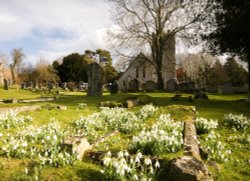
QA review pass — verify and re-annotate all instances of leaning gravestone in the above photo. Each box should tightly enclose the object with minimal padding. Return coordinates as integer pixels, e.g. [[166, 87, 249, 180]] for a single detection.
[[3, 79, 9, 90], [87, 62, 103, 96]]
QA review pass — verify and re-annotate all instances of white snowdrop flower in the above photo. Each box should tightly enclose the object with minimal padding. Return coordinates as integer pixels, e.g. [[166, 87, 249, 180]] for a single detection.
[[113, 161, 119, 168], [150, 166, 154, 174], [53, 135, 57, 140], [133, 174, 139, 180], [120, 169, 125, 176], [137, 152, 142, 159], [13, 144, 18, 150], [103, 157, 111, 165], [22, 141, 28, 147], [107, 151, 111, 157], [24, 167, 28, 174], [135, 156, 140, 163], [144, 157, 152, 165], [2, 147, 7, 151], [118, 151, 124, 158], [155, 160, 160, 168], [124, 150, 129, 157], [0, 133, 3, 137]]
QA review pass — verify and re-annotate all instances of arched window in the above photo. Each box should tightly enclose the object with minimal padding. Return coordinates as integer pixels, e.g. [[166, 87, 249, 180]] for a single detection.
[[136, 67, 139, 78]]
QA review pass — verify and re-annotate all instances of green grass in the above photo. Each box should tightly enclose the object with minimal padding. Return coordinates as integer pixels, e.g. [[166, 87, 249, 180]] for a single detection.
[[0, 88, 249, 180]]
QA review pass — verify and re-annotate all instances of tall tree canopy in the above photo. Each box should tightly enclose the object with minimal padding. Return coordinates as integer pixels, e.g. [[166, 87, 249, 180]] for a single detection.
[[205, 0, 250, 88], [53, 53, 89, 83], [108, 0, 214, 89], [53, 50, 118, 83]]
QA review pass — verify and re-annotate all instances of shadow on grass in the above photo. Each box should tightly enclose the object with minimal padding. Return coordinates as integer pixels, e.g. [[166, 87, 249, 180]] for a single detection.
[[51, 92, 250, 119]]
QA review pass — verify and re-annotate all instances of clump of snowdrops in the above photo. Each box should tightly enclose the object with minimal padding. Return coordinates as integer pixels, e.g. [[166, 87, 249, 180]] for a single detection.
[[224, 113, 249, 131], [0, 121, 77, 167], [0, 111, 32, 129], [101, 150, 160, 181], [74, 104, 158, 143], [195, 117, 218, 134], [201, 131, 232, 162], [130, 114, 183, 155]]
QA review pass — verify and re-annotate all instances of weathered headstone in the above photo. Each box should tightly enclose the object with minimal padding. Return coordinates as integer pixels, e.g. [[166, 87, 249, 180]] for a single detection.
[[169, 156, 211, 181], [109, 82, 118, 94], [87, 62, 103, 96], [222, 82, 233, 94], [63, 136, 91, 160], [3, 79, 9, 90], [124, 99, 138, 108], [166, 79, 177, 92], [194, 89, 208, 99], [207, 85, 217, 93], [234, 84, 249, 94], [187, 82, 196, 93], [142, 81, 157, 91], [128, 79, 139, 92]]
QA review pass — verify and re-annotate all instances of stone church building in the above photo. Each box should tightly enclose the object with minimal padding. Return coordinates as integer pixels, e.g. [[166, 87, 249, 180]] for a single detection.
[[117, 34, 176, 91]]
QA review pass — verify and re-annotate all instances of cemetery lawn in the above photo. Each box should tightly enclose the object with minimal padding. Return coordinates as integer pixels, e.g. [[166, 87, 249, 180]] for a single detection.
[[0, 87, 249, 180]]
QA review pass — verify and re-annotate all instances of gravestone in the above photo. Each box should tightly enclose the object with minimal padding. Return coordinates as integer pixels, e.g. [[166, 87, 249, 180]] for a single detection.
[[222, 82, 233, 94], [178, 82, 187, 92], [3, 79, 9, 90], [207, 85, 217, 93], [186, 82, 196, 93], [128, 79, 139, 92], [109, 82, 118, 94], [142, 81, 157, 91], [87, 62, 103, 96], [166, 79, 177, 92], [194, 89, 208, 99], [63, 136, 91, 160]]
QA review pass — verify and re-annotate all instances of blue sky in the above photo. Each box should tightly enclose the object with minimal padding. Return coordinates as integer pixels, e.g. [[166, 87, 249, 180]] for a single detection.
[[0, 0, 112, 64]]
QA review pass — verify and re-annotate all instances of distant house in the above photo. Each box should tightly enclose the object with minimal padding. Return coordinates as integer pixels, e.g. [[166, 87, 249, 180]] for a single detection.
[[117, 34, 177, 92], [0, 62, 12, 85], [0, 62, 4, 84]]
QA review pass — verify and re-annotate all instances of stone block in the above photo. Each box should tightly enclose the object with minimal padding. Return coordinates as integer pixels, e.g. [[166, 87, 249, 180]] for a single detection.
[[124, 99, 138, 108], [169, 156, 212, 181], [63, 136, 91, 160], [56, 105, 67, 110]]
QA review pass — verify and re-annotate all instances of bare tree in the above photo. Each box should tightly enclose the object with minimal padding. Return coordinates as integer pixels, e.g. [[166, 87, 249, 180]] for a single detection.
[[181, 53, 215, 89], [10, 48, 25, 84], [108, 0, 216, 89]]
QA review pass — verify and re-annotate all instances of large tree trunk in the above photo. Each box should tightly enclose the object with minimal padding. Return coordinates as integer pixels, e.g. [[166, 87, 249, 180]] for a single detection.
[[157, 69, 164, 90], [247, 53, 250, 93], [10, 68, 16, 85]]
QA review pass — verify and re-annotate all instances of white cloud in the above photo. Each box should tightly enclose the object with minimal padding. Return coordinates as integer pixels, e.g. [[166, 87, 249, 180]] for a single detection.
[[0, 0, 112, 63]]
